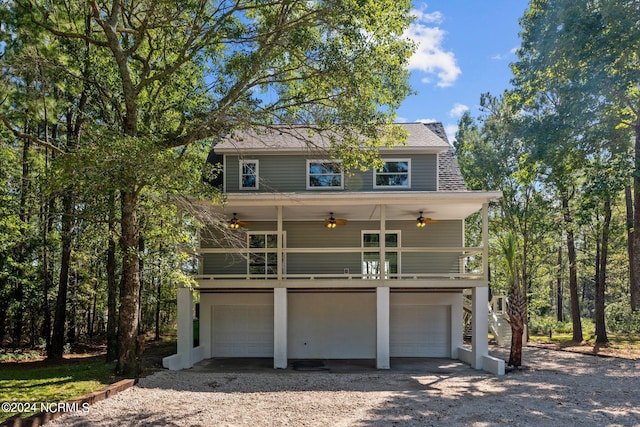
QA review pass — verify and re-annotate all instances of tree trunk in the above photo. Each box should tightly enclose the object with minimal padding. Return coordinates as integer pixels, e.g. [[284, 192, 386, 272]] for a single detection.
[[138, 235, 145, 334], [595, 196, 611, 343], [632, 122, 640, 311], [48, 193, 74, 359], [556, 246, 563, 322], [13, 136, 31, 348], [106, 193, 119, 362], [66, 270, 77, 345], [562, 194, 583, 342], [41, 192, 56, 348], [116, 190, 142, 376], [508, 284, 527, 367], [627, 185, 639, 311], [155, 276, 162, 340]]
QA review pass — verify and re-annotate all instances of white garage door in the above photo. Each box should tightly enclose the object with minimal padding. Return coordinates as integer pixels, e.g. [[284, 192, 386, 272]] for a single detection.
[[390, 305, 450, 357], [212, 305, 274, 357], [288, 292, 376, 359]]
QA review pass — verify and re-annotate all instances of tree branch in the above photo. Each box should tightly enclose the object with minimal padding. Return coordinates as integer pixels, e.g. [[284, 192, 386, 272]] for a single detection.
[[0, 114, 66, 154]]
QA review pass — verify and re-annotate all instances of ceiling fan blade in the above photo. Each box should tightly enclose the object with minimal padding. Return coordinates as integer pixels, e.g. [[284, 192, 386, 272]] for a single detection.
[[238, 221, 251, 227], [335, 219, 347, 226]]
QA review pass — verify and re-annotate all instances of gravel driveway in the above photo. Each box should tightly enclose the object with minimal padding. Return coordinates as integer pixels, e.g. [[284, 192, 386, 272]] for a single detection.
[[49, 346, 640, 426]]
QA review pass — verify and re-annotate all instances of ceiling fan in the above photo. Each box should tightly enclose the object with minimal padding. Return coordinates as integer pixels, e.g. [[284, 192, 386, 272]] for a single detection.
[[325, 212, 347, 229], [416, 211, 438, 228], [228, 213, 250, 230]]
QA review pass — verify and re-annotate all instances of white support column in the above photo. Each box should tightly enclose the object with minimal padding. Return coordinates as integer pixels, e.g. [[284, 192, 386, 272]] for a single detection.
[[177, 287, 194, 369], [200, 294, 212, 359], [376, 287, 390, 369], [471, 286, 489, 370], [277, 206, 283, 281], [274, 288, 288, 369], [482, 202, 489, 282], [379, 204, 386, 280]]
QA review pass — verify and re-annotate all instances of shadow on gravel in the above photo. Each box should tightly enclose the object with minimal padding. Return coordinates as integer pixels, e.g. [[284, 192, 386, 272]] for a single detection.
[[353, 347, 640, 427]]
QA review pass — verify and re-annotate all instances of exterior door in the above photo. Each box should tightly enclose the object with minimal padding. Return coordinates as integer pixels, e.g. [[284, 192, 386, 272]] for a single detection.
[[362, 231, 400, 279]]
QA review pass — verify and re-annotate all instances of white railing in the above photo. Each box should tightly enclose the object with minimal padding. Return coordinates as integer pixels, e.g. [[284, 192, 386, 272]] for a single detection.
[[196, 246, 484, 282]]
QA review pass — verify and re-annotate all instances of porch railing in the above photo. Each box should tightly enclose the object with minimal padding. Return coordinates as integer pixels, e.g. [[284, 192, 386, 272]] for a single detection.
[[196, 246, 485, 281]]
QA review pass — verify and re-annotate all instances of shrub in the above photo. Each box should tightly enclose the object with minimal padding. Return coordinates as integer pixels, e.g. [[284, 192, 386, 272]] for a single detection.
[[606, 302, 640, 337]]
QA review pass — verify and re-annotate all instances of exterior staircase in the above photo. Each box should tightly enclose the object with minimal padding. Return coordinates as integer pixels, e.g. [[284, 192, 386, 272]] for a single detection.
[[463, 293, 511, 347]]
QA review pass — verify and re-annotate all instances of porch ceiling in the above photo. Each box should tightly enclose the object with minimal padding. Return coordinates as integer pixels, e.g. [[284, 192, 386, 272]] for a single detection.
[[193, 191, 500, 222]]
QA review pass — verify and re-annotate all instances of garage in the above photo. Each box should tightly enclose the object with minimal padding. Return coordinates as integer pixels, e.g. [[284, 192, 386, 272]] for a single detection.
[[209, 293, 274, 358], [390, 293, 452, 358], [288, 291, 376, 359]]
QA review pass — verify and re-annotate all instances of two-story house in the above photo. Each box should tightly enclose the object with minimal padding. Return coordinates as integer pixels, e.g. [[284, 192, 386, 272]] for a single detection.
[[163, 122, 504, 375]]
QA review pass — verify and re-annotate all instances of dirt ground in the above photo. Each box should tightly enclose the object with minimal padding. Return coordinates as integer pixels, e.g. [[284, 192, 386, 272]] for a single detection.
[[526, 339, 640, 360], [45, 345, 640, 427]]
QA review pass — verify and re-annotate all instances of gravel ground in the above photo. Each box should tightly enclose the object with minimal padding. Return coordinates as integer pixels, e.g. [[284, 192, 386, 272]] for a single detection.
[[49, 346, 640, 427]]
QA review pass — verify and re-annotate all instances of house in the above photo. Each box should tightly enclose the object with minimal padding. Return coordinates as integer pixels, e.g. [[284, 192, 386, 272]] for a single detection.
[[162, 122, 504, 375]]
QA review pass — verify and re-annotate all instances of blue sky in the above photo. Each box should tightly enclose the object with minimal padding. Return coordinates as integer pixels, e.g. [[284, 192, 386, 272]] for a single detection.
[[396, 1, 530, 141]]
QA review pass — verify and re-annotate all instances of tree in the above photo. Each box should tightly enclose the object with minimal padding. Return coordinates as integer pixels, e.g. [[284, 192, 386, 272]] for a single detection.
[[2, 0, 414, 375], [513, 0, 640, 311], [502, 232, 527, 367]]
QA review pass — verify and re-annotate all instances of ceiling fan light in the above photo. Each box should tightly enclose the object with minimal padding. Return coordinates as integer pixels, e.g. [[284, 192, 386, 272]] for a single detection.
[[229, 213, 241, 229], [417, 212, 427, 228], [326, 212, 338, 229]]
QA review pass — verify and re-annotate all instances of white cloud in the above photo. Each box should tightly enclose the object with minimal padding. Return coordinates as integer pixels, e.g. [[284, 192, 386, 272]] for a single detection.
[[416, 118, 438, 124], [395, 116, 409, 123], [493, 47, 520, 60], [445, 124, 458, 142], [405, 6, 461, 87], [412, 8, 443, 24], [449, 103, 469, 118]]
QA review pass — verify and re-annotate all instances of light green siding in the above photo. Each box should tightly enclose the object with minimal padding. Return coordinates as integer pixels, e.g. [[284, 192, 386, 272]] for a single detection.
[[201, 220, 463, 276], [225, 154, 438, 192]]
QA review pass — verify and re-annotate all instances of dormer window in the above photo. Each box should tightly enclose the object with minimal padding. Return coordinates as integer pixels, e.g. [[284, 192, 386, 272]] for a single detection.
[[374, 159, 410, 188], [307, 160, 343, 189], [240, 160, 259, 189]]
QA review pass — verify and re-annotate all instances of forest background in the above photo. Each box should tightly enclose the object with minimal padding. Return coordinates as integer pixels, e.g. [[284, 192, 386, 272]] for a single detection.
[[1, 0, 639, 376]]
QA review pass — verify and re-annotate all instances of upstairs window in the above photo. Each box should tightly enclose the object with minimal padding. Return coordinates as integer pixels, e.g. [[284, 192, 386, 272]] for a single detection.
[[240, 160, 259, 189], [374, 159, 410, 188], [307, 160, 343, 189]]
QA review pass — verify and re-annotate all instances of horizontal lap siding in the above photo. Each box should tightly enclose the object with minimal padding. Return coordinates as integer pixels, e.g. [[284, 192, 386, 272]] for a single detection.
[[286, 221, 363, 275], [285, 221, 364, 247], [227, 155, 306, 192], [201, 220, 463, 275], [388, 220, 462, 275], [202, 253, 245, 275], [225, 154, 437, 192]]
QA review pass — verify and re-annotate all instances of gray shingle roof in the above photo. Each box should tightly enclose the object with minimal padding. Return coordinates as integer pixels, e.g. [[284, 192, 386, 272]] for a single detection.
[[215, 123, 451, 152], [421, 122, 468, 192], [212, 122, 468, 192], [438, 149, 468, 191]]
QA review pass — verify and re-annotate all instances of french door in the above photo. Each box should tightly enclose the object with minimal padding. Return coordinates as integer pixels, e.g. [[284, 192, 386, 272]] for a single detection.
[[362, 231, 400, 279]]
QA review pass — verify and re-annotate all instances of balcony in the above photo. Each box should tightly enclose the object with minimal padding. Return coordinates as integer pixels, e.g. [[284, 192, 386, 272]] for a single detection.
[[196, 245, 485, 289]]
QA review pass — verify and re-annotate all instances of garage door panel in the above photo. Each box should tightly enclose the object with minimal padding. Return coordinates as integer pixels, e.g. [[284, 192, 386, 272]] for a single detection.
[[390, 305, 450, 357], [288, 293, 376, 359], [212, 305, 274, 357]]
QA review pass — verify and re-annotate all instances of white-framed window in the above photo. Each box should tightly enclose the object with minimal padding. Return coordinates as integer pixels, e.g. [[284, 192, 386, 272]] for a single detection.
[[361, 230, 400, 279], [247, 232, 280, 277], [307, 160, 344, 189], [374, 159, 410, 188], [239, 160, 259, 189]]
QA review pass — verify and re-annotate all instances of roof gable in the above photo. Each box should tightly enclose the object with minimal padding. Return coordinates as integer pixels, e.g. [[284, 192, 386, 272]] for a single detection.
[[214, 123, 451, 154]]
